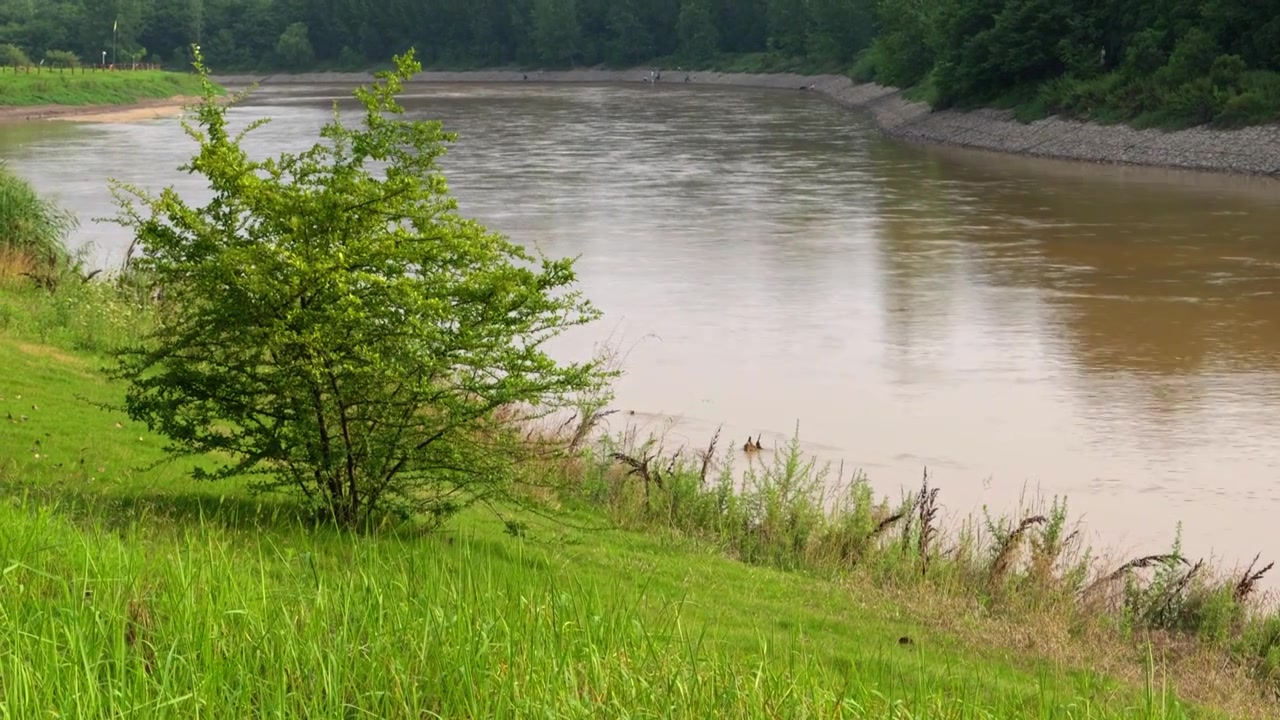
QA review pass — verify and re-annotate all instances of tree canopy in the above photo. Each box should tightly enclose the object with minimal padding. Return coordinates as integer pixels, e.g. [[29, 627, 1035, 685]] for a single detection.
[[861, 0, 1280, 126], [0, 0, 874, 72]]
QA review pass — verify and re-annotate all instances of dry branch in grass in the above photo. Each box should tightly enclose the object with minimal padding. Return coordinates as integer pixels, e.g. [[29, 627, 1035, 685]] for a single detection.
[[568, 408, 617, 452], [1234, 553, 1274, 603], [698, 426, 721, 485], [611, 446, 669, 511], [125, 597, 156, 675], [1154, 559, 1205, 618], [871, 510, 906, 540], [989, 515, 1048, 587], [1079, 553, 1187, 602], [917, 469, 939, 574], [0, 246, 36, 280]]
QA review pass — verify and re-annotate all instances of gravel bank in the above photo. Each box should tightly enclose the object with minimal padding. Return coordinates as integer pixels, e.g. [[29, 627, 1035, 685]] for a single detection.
[[210, 69, 1280, 178]]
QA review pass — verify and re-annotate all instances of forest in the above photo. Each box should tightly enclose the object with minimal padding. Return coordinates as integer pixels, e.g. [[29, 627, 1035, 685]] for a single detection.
[[1, 0, 1278, 127]]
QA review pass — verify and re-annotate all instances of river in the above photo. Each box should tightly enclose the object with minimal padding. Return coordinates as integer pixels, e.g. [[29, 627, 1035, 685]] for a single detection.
[[4, 82, 1280, 574]]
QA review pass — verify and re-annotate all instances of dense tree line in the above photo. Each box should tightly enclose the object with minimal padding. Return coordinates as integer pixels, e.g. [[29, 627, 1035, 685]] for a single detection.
[[0, 0, 874, 72], [862, 0, 1280, 126], [1, 0, 1277, 126]]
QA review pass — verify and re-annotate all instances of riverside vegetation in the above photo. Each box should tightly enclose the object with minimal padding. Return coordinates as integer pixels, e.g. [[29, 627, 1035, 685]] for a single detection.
[[2, 48, 1280, 719], [2, 0, 1279, 129], [0, 66, 211, 108]]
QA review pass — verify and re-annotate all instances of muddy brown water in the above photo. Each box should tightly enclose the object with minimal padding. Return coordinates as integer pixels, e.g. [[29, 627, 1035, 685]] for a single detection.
[[4, 83, 1280, 577]]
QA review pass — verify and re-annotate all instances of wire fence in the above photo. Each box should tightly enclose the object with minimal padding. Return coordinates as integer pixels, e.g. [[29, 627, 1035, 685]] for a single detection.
[[0, 64, 165, 74]]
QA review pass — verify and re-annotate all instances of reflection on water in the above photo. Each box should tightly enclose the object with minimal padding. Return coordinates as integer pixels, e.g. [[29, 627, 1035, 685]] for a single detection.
[[4, 83, 1280, 573]]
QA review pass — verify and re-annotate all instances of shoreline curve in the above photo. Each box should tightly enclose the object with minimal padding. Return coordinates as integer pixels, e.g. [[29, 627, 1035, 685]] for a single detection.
[[210, 68, 1280, 179], [0, 93, 244, 124], [0, 95, 205, 124]]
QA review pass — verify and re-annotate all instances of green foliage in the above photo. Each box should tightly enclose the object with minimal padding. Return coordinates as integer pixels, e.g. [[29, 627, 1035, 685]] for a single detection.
[[0, 162, 78, 270], [275, 21, 315, 71], [0, 42, 32, 66], [0, 0, 1277, 128], [806, 0, 873, 66], [933, 0, 1070, 108], [0, 465, 1211, 719], [764, 0, 809, 57], [859, 0, 936, 87], [43, 49, 80, 68], [335, 45, 366, 70], [0, 277, 155, 354], [104, 46, 612, 527], [676, 0, 719, 63], [604, 1, 654, 66], [1123, 29, 1166, 77], [0, 70, 214, 107], [532, 0, 582, 65], [0, 0, 877, 75], [869, 0, 1280, 127]]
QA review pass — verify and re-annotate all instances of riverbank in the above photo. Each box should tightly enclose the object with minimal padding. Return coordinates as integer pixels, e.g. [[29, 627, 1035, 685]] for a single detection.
[[0, 95, 203, 123], [0, 69, 226, 124], [0, 69, 210, 107], [0, 278, 1270, 718], [211, 69, 1280, 178], [2, 122, 1278, 716]]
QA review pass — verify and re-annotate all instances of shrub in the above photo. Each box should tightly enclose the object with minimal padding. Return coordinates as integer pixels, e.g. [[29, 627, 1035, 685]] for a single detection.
[[104, 46, 614, 528], [44, 50, 81, 68], [0, 43, 31, 67], [0, 162, 78, 273]]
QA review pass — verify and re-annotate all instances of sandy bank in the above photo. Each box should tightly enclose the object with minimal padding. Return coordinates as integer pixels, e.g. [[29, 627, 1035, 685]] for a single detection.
[[0, 94, 233, 124], [210, 69, 1280, 178]]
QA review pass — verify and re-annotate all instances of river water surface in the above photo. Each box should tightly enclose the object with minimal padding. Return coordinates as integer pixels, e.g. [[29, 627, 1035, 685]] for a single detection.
[[5, 83, 1280, 571]]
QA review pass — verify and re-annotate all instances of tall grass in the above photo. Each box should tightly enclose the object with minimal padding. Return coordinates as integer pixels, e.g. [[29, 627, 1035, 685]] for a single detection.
[[0, 275, 155, 353], [0, 162, 78, 273], [0, 164, 156, 352], [552, 421, 1280, 708], [0, 490, 1203, 719]]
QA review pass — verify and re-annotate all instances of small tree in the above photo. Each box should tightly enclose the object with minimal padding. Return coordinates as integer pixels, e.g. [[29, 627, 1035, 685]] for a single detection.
[[276, 22, 315, 71], [44, 50, 82, 68], [106, 47, 612, 527], [0, 43, 31, 67]]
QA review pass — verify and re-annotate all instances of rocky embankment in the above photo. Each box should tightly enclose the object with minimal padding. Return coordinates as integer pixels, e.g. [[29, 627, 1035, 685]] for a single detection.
[[211, 69, 1280, 177]]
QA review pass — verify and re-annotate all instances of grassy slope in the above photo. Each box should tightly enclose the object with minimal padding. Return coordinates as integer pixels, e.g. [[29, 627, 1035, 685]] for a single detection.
[[0, 280, 1255, 719], [0, 69, 213, 106]]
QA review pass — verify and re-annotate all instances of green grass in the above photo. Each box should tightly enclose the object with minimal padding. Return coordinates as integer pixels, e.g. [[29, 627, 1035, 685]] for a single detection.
[[0, 68, 215, 106], [1, 275, 1273, 719]]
